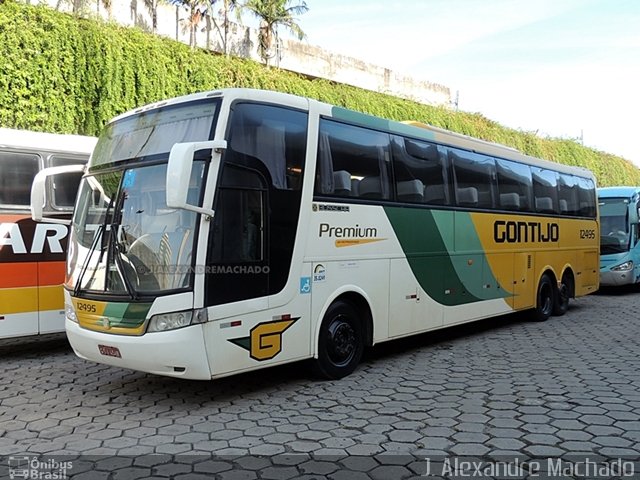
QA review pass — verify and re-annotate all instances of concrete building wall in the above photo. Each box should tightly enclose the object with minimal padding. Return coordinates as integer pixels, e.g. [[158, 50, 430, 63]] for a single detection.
[[46, 0, 451, 106]]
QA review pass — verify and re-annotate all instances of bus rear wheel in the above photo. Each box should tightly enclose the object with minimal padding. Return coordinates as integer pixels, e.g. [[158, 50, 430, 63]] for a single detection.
[[313, 300, 364, 380], [553, 273, 573, 316], [531, 274, 554, 322]]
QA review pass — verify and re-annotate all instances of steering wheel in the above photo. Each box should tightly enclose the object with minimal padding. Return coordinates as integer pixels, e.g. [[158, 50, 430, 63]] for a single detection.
[[607, 230, 628, 242], [128, 233, 154, 253], [126, 234, 161, 290]]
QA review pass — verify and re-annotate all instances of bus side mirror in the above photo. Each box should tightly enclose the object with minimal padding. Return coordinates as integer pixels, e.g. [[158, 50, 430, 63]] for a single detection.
[[166, 140, 226, 217], [31, 164, 85, 225]]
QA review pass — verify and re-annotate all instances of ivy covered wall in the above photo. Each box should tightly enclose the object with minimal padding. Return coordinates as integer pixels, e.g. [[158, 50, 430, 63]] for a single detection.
[[1, 2, 638, 186]]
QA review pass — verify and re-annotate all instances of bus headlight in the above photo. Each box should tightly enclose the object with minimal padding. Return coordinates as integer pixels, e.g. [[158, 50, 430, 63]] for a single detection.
[[65, 303, 78, 323], [147, 308, 208, 333], [612, 261, 633, 271]]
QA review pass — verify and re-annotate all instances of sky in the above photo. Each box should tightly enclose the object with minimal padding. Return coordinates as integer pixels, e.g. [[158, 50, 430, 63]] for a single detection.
[[278, 0, 640, 166]]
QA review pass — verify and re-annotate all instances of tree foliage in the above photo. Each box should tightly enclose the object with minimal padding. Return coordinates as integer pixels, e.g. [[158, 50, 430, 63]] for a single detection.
[[0, 1, 638, 186], [243, 0, 308, 64]]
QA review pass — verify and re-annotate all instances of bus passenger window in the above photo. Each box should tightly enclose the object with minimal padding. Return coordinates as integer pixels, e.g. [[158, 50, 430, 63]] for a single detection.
[[315, 120, 391, 200], [0, 151, 40, 207], [532, 168, 559, 214], [578, 178, 597, 217], [226, 103, 307, 191], [390, 135, 448, 205], [496, 159, 532, 211], [558, 174, 580, 216], [449, 148, 496, 209], [50, 155, 85, 208]]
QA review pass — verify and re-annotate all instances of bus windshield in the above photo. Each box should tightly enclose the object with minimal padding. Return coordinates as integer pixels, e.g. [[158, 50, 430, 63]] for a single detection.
[[90, 100, 218, 168], [66, 99, 219, 296], [599, 197, 630, 254], [67, 163, 206, 296]]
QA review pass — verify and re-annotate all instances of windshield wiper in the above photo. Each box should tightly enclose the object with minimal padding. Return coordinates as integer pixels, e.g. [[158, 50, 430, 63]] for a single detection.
[[108, 223, 137, 301], [73, 224, 104, 297], [73, 196, 114, 297], [105, 186, 138, 301]]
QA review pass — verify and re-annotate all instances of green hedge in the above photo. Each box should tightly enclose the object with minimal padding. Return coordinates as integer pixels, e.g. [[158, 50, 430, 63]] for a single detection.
[[1, 1, 639, 186]]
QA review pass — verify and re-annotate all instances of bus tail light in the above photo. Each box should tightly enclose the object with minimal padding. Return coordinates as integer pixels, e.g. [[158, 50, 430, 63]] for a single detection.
[[147, 308, 208, 333]]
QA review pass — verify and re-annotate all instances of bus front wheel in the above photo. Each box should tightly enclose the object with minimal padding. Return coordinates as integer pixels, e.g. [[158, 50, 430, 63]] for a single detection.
[[313, 300, 364, 380], [531, 274, 554, 322]]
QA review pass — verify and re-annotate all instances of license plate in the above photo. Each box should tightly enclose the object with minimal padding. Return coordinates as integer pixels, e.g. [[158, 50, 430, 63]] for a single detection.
[[98, 344, 122, 358]]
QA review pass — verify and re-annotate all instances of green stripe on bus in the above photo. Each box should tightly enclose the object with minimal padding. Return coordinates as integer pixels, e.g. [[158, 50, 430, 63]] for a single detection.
[[384, 207, 507, 306], [103, 302, 151, 328], [444, 212, 508, 301], [331, 107, 436, 140]]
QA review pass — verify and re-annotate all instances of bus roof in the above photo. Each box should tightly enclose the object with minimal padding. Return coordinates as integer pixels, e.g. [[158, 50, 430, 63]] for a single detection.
[[597, 186, 640, 199], [108, 88, 595, 181], [0, 128, 97, 155]]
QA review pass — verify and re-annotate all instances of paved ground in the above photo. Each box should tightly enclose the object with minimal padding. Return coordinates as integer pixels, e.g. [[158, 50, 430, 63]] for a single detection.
[[1, 288, 640, 479]]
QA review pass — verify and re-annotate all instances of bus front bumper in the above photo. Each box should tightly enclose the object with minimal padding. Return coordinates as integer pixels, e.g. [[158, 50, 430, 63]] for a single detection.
[[66, 319, 212, 380], [599, 269, 636, 287]]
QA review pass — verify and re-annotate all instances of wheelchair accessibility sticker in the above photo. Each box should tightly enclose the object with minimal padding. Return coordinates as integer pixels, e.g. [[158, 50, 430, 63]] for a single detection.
[[300, 277, 311, 294]]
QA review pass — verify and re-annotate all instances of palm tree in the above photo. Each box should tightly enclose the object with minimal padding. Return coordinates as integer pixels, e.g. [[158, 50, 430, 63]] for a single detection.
[[55, 0, 110, 16], [203, 0, 242, 54], [143, 0, 162, 33], [243, 0, 308, 65], [96, 0, 112, 17], [218, 0, 242, 55], [171, 0, 210, 48]]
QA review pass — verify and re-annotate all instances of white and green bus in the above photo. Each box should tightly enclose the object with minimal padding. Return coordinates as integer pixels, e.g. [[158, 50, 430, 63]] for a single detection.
[[32, 89, 599, 380]]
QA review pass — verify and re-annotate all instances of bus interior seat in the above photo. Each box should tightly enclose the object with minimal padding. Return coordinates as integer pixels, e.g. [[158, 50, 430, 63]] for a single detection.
[[397, 179, 424, 202], [477, 190, 493, 207], [424, 184, 446, 204], [457, 187, 478, 206], [359, 176, 383, 199], [500, 192, 520, 210], [333, 170, 351, 195], [535, 196, 554, 212], [559, 199, 568, 213], [351, 178, 360, 197]]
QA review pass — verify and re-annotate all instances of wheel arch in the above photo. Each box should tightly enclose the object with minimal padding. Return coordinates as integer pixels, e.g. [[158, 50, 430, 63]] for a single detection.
[[313, 286, 374, 359], [559, 266, 576, 297], [536, 266, 558, 289]]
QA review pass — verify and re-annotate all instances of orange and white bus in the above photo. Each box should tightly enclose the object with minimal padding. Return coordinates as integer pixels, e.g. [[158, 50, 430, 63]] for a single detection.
[[0, 128, 96, 339]]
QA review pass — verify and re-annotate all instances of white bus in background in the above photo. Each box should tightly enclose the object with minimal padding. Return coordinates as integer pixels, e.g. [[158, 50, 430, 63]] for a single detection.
[[31, 89, 598, 380], [0, 128, 96, 339]]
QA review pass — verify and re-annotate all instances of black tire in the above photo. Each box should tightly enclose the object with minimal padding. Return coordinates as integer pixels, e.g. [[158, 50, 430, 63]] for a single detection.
[[313, 300, 364, 380], [531, 274, 555, 322], [553, 273, 573, 316]]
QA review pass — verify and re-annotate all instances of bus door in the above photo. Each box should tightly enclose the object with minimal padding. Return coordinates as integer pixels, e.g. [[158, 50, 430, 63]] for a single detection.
[[202, 102, 310, 375]]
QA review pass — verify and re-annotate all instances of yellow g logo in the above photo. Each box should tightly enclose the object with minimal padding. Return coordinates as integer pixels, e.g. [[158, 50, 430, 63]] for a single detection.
[[229, 317, 299, 361]]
